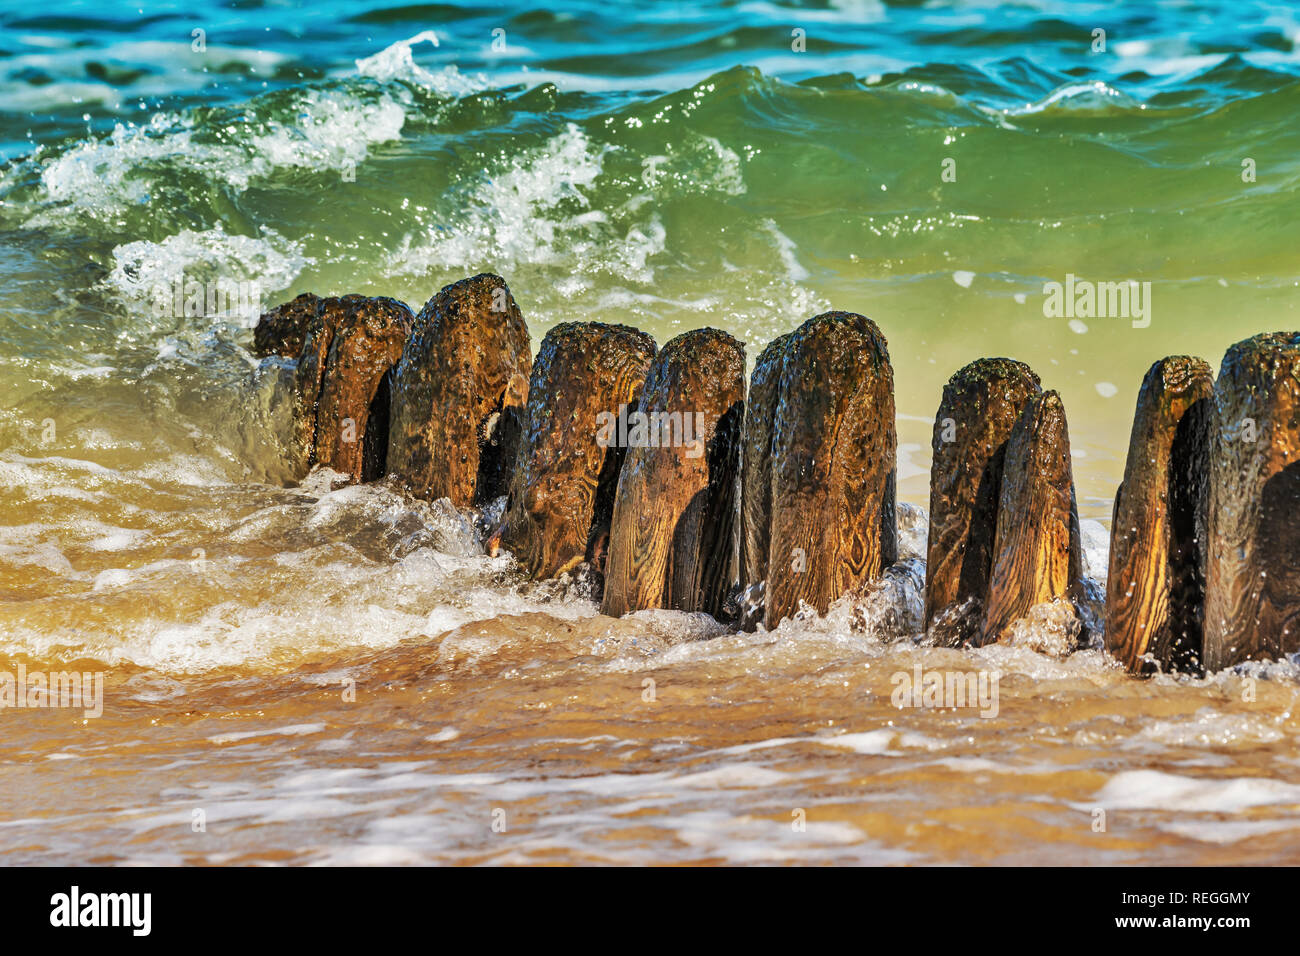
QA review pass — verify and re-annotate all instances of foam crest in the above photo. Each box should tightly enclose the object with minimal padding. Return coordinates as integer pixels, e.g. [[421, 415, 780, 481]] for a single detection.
[[23, 85, 409, 229], [355, 30, 486, 96], [105, 224, 309, 328], [1001, 80, 1146, 117], [385, 124, 636, 277]]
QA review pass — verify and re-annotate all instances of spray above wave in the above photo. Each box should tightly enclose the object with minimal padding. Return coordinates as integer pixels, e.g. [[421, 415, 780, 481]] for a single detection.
[[107, 224, 310, 328], [382, 123, 748, 286], [17, 87, 408, 232], [354, 29, 486, 96]]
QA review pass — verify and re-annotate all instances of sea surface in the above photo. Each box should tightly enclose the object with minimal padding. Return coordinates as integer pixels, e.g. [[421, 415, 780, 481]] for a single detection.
[[2, 0, 1300, 864]]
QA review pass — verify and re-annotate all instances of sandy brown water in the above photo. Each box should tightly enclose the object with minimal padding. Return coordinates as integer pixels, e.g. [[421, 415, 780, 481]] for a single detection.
[[4, 461, 1300, 866]]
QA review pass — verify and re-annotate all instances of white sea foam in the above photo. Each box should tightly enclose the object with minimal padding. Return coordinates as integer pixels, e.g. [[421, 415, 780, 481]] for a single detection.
[[763, 219, 810, 280], [0, 541, 77, 576], [250, 88, 408, 172], [1136, 711, 1287, 748], [1091, 769, 1300, 812], [896, 444, 929, 484], [0, 475, 591, 673], [105, 224, 309, 327], [0, 444, 1117, 685], [818, 729, 902, 754], [25, 83, 410, 234], [1078, 518, 1110, 582], [677, 134, 747, 197], [736, 0, 885, 23], [1158, 819, 1300, 845], [675, 765, 789, 788], [208, 723, 326, 745], [385, 124, 657, 280], [355, 30, 486, 97], [383, 123, 764, 298]]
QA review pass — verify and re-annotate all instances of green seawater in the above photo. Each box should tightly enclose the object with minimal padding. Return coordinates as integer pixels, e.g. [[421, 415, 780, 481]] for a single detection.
[[0, 1, 1298, 517]]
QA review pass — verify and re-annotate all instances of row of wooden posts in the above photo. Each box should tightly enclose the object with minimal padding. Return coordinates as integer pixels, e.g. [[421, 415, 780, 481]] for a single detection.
[[252, 273, 1300, 676]]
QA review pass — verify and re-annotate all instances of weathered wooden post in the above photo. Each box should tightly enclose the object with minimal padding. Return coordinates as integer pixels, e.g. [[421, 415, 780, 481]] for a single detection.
[[979, 390, 1082, 645], [738, 333, 792, 628], [1106, 357, 1212, 674], [760, 312, 896, 628], [490, 322, 657, 579], [924, 358, 1041, 644], [601, 328, 745, 618], [309, 296, 412, 481], [254, 293, 411, 482], [253, 292, 324, 359], [386, 274, 532, 507], [1203, 332, 1300, 670]]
